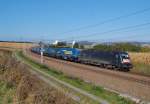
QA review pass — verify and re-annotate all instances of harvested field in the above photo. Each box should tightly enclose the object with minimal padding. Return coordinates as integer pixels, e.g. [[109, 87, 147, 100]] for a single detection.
[[129, 52, 150, 76], [0, 50, 74, 104], [0, 42, 33, 49]]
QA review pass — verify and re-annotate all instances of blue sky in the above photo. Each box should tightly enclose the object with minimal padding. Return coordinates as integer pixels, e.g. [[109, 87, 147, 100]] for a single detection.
[[0, 0, 150, 42]]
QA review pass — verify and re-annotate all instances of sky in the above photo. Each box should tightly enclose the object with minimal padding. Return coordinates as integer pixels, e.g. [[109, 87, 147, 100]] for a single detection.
[[0, 0, 150, 42]]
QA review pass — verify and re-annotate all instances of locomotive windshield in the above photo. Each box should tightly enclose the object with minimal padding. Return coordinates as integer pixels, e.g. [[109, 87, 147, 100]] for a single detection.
[[121, 53, 130, 63], [121, 54, 129, 59]]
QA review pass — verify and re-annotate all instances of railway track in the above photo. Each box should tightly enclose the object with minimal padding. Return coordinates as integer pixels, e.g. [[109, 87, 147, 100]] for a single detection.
[[1, 44, 150, 102], [49, 57, 150, 86], [25, 49, 150, 102], [45, 56, 150, 86], [30, 50, 150, 86]]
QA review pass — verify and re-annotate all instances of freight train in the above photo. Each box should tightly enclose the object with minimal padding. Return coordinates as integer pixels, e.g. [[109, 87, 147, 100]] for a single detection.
[[31, 47, 132, 71]]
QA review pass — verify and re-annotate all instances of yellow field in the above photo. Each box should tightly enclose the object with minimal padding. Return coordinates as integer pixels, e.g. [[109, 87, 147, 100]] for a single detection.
[[129, 52, 150, 75], [0, 42, 33, 49], [129, 52, 150, 65]]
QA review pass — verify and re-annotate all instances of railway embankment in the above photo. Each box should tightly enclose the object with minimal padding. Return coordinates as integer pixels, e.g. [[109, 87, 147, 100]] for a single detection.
[[0, 49, 75, 104], [0, 46, 150, 104], [25, 49, 150, 103], [15, 50, 139, 104]]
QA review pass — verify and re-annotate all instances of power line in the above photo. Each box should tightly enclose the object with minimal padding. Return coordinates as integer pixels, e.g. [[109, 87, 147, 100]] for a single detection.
[[89, 33, 150, 43], [62, 22, 150, 40], [56, 7, 150, 35]]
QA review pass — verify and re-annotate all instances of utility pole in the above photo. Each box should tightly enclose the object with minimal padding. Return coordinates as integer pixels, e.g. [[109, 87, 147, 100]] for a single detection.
[[40, 49, 43, 64], [40, 42, 44, 64]]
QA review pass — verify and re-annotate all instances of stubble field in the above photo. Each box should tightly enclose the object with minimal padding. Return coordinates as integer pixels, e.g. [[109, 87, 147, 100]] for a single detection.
[[0, 42, 33, 49]]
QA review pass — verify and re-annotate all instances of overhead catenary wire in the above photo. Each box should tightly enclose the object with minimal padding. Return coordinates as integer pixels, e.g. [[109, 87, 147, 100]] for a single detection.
[[89, 33, 150, 43], [61, 22, 150, 41], [55, 7, 150, 35]]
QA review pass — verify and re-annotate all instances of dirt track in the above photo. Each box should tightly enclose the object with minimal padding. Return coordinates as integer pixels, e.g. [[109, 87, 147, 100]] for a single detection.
[[26, 50, 150, 102]]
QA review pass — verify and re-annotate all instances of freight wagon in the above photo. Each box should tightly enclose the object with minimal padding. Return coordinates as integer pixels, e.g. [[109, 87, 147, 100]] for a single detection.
[[31, 47, 80, 61], [43, 47, 58, 57], [31, 47, 41, 53], [31, 47, 132, 71], [56, 48, 80, 61]]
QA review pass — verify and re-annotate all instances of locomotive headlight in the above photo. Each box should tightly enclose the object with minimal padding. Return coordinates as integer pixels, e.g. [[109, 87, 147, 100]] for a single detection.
[[122, 59, 130, 63]]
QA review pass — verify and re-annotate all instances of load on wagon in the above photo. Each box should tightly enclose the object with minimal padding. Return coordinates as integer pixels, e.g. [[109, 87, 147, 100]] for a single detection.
[[56, 48, 80, 61], [31, 46, 132, 71]]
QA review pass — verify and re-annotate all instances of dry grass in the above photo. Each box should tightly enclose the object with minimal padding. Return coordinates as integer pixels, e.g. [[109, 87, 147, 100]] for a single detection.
[[129, 52, 150, 76], [0, 50, 74, 104], [0, 42, 33, 49], [129, 52, 150, 65]]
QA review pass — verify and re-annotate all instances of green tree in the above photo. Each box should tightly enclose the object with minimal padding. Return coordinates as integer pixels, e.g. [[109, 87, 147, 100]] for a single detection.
[[73, 43, 79, 48], [80, 45, 84, 49], [93, 43, 150, 52]]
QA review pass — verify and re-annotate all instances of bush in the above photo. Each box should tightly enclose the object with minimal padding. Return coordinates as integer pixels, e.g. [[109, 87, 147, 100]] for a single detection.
[[93, 43, 150, 52]]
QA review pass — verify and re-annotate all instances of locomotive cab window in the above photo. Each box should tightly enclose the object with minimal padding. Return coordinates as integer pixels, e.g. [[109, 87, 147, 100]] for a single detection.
[[121, 54, 129, 59], [121, 53, 131, 63]]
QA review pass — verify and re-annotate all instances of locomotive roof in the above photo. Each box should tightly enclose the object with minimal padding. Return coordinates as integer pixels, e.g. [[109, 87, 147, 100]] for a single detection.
[[81, 49, 128, 54]]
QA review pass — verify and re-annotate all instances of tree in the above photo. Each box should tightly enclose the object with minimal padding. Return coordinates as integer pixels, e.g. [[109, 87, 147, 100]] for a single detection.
[[80, 45, 84, 49], [73, 43, 79, 48], [57, 42, 67, 47], [92, 43, 150, 52]]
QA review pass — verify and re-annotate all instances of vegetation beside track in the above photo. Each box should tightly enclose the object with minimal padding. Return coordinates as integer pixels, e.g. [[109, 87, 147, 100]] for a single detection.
[[17, 51, 135, 104], [131, 62, 150, 76], [0, 50, 74, 104], [0, 81, 15, 104]]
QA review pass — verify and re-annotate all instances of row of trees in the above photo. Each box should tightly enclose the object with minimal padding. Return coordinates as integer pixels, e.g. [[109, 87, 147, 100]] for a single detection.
[[39, 41, 84, 49], [39, 41, 150, 52], [52, 42, 84, 49], [93, 43, 150, 52]]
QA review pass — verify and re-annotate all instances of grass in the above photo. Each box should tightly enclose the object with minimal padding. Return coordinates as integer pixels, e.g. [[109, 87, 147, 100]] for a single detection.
[[0, 50, 75, 104], [0, 81, 15, 104], [131, 62, 150, 76], [17, 51, 135, 104]]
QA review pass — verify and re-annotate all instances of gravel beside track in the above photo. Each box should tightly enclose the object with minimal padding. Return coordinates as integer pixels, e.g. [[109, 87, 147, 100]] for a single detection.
[[27, 49, 150, 102]]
